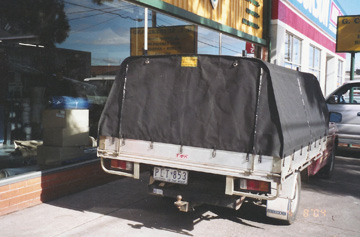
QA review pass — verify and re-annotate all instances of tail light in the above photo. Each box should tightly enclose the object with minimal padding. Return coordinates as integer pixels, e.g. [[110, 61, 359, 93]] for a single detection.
[[239, 179, 270, 193], [111, 160, 133, 171]]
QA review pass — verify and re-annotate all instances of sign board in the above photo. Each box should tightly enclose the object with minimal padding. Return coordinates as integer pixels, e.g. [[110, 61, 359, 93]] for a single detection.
[[336, 15, 360, 52], [246, 42, 255, 54], [285, 0, 344, 39], [130, 25, 197, 56]]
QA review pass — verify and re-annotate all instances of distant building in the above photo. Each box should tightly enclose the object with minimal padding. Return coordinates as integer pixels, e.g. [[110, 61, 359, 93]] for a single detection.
[[270, 0, 346, 96]]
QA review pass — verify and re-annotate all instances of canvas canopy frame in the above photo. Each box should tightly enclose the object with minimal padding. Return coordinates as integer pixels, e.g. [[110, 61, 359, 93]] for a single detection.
[[99, 55, 329, 158]]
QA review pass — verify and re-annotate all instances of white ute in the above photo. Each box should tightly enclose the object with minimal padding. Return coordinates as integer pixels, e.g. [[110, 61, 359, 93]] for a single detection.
[[97, 55, 337, 224]]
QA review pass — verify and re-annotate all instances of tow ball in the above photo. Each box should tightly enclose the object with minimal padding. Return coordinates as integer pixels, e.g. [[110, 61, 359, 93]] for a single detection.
[[174, 195, 189, 212]]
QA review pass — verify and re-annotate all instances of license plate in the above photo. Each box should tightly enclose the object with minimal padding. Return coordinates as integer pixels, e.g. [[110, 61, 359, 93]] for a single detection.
[[153, 167, 188, 184]]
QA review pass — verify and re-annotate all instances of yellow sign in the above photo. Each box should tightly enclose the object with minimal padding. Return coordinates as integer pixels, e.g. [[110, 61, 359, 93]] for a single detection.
[[336, 15, 360, 52], [130, 25, 197, 56], [181, 57, 198, 67]]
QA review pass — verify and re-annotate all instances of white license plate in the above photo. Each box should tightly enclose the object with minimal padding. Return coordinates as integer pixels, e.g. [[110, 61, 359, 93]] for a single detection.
[[153, 167, 188, 184]]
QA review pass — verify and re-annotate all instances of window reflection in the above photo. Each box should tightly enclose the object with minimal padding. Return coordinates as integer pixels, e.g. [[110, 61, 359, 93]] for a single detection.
[[0, 0, 253, 175], [197, 27, 219, 55], [60, 0, 144, 65], [221, 34, 246, 56], [330, 85, 360, 104], [309, 45, 320, 80]]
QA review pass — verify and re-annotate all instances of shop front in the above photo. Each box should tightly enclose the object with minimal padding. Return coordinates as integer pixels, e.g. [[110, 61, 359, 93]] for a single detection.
[[0, 0, 269, 215]]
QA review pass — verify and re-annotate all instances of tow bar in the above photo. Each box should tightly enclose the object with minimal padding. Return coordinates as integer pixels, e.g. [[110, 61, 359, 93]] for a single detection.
[[174, 195, 189, 212]]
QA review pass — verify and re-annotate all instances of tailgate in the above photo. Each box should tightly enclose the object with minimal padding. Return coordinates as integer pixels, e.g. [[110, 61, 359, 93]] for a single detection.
[[98, 136, 281, 182]]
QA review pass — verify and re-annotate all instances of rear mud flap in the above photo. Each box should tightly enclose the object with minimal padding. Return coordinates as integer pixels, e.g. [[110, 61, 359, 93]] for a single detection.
[[266, 172, 300, 221], [266, 197, 290, 220]]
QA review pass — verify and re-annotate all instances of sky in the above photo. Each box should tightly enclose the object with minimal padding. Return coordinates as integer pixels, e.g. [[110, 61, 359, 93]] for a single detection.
[[339, 0, 360, 71]]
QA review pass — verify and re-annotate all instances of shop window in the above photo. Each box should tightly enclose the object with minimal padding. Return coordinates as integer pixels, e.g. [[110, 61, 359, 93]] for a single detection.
[[60, 0, 145, 65], [337, 60, 344, 86], [0, 0, 146, 176], [221, 34, 246, 56], [284, 32, 302, 70], [145, 11, 198, 55], [309, 45, 321, 80], [197, 27, 220, 55], [0, 0, 254, 178], [146, 11, 247, 56]]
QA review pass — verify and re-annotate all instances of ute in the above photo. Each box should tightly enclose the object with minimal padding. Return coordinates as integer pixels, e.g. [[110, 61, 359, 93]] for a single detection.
[[97, 55, 337, 224]]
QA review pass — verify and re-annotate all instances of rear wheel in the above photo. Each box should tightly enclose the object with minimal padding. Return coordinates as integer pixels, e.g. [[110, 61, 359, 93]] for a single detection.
[[285, 172, 301, 225]]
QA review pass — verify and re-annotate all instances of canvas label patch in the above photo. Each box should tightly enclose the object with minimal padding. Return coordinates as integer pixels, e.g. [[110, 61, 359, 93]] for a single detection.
[[181, 56, 197, 67]]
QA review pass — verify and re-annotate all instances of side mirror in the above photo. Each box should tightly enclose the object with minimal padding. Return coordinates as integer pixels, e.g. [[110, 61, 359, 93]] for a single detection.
[[329, 112, 342, 123]]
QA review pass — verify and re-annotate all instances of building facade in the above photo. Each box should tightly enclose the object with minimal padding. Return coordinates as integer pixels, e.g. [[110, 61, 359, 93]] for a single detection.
[[270, 0, 346, 96]]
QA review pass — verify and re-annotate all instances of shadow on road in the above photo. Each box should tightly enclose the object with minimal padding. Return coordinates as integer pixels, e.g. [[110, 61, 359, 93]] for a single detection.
[[46, 172, 288, 235], [44, 147, 359, 234], [302, 146, 360, 199]]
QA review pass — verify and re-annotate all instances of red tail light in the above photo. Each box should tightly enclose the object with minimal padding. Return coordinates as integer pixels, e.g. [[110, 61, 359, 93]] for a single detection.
[[240, 179, 270, 192], [111, 160, 133, 171]]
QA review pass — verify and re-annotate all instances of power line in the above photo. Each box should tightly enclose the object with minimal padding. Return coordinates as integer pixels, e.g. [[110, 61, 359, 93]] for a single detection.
[[68, 4, 136, 19], [69, 8, 127, 21], [70, 15, 119, 33], [64, 1, 142, 22], [67, 6, 117, 15]]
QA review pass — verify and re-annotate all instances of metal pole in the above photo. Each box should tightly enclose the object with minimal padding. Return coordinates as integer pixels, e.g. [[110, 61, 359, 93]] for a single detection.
[[350, 52, 355, 81], [267, 0, 272, 62], [144, 8, 148, 56], [350, 52, 355, 103], [348, 53, 356, 148]]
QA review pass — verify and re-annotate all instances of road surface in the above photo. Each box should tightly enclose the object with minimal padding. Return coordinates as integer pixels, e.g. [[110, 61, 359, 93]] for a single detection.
[[1, 147, 359, 237]]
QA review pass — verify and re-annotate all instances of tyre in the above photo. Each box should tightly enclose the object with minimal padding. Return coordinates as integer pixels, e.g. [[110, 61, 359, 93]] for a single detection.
[[321, 148, 335, 178], [285, 172, 301, 225]]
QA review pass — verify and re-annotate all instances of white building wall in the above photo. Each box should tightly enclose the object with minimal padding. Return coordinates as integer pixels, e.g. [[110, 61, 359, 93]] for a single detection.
[[319, 49, 327, 92], [325, 56, 338, 96], [270, 19, 346, 97]]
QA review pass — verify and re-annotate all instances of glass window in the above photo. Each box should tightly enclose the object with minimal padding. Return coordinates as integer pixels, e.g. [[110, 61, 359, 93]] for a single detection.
[[146, 11, 198, 55], [137, 10, 219, 56], [331, 84, 360, 104], [221, 34, 246, 56], [197, 27, 219, 55], [0, 0, 148, 174], [0, 0, 252, 176], [284, 32, 302, 70], [309, 45, 321, 80], [61, 0, 145, 66]]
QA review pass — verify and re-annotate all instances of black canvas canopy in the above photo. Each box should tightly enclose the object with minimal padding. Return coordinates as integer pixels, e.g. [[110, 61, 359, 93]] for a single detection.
[[99, 55, 329, 158]]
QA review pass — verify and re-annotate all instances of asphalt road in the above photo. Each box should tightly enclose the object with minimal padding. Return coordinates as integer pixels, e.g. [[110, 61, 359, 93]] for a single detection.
[[1, 147, 359, 237]]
